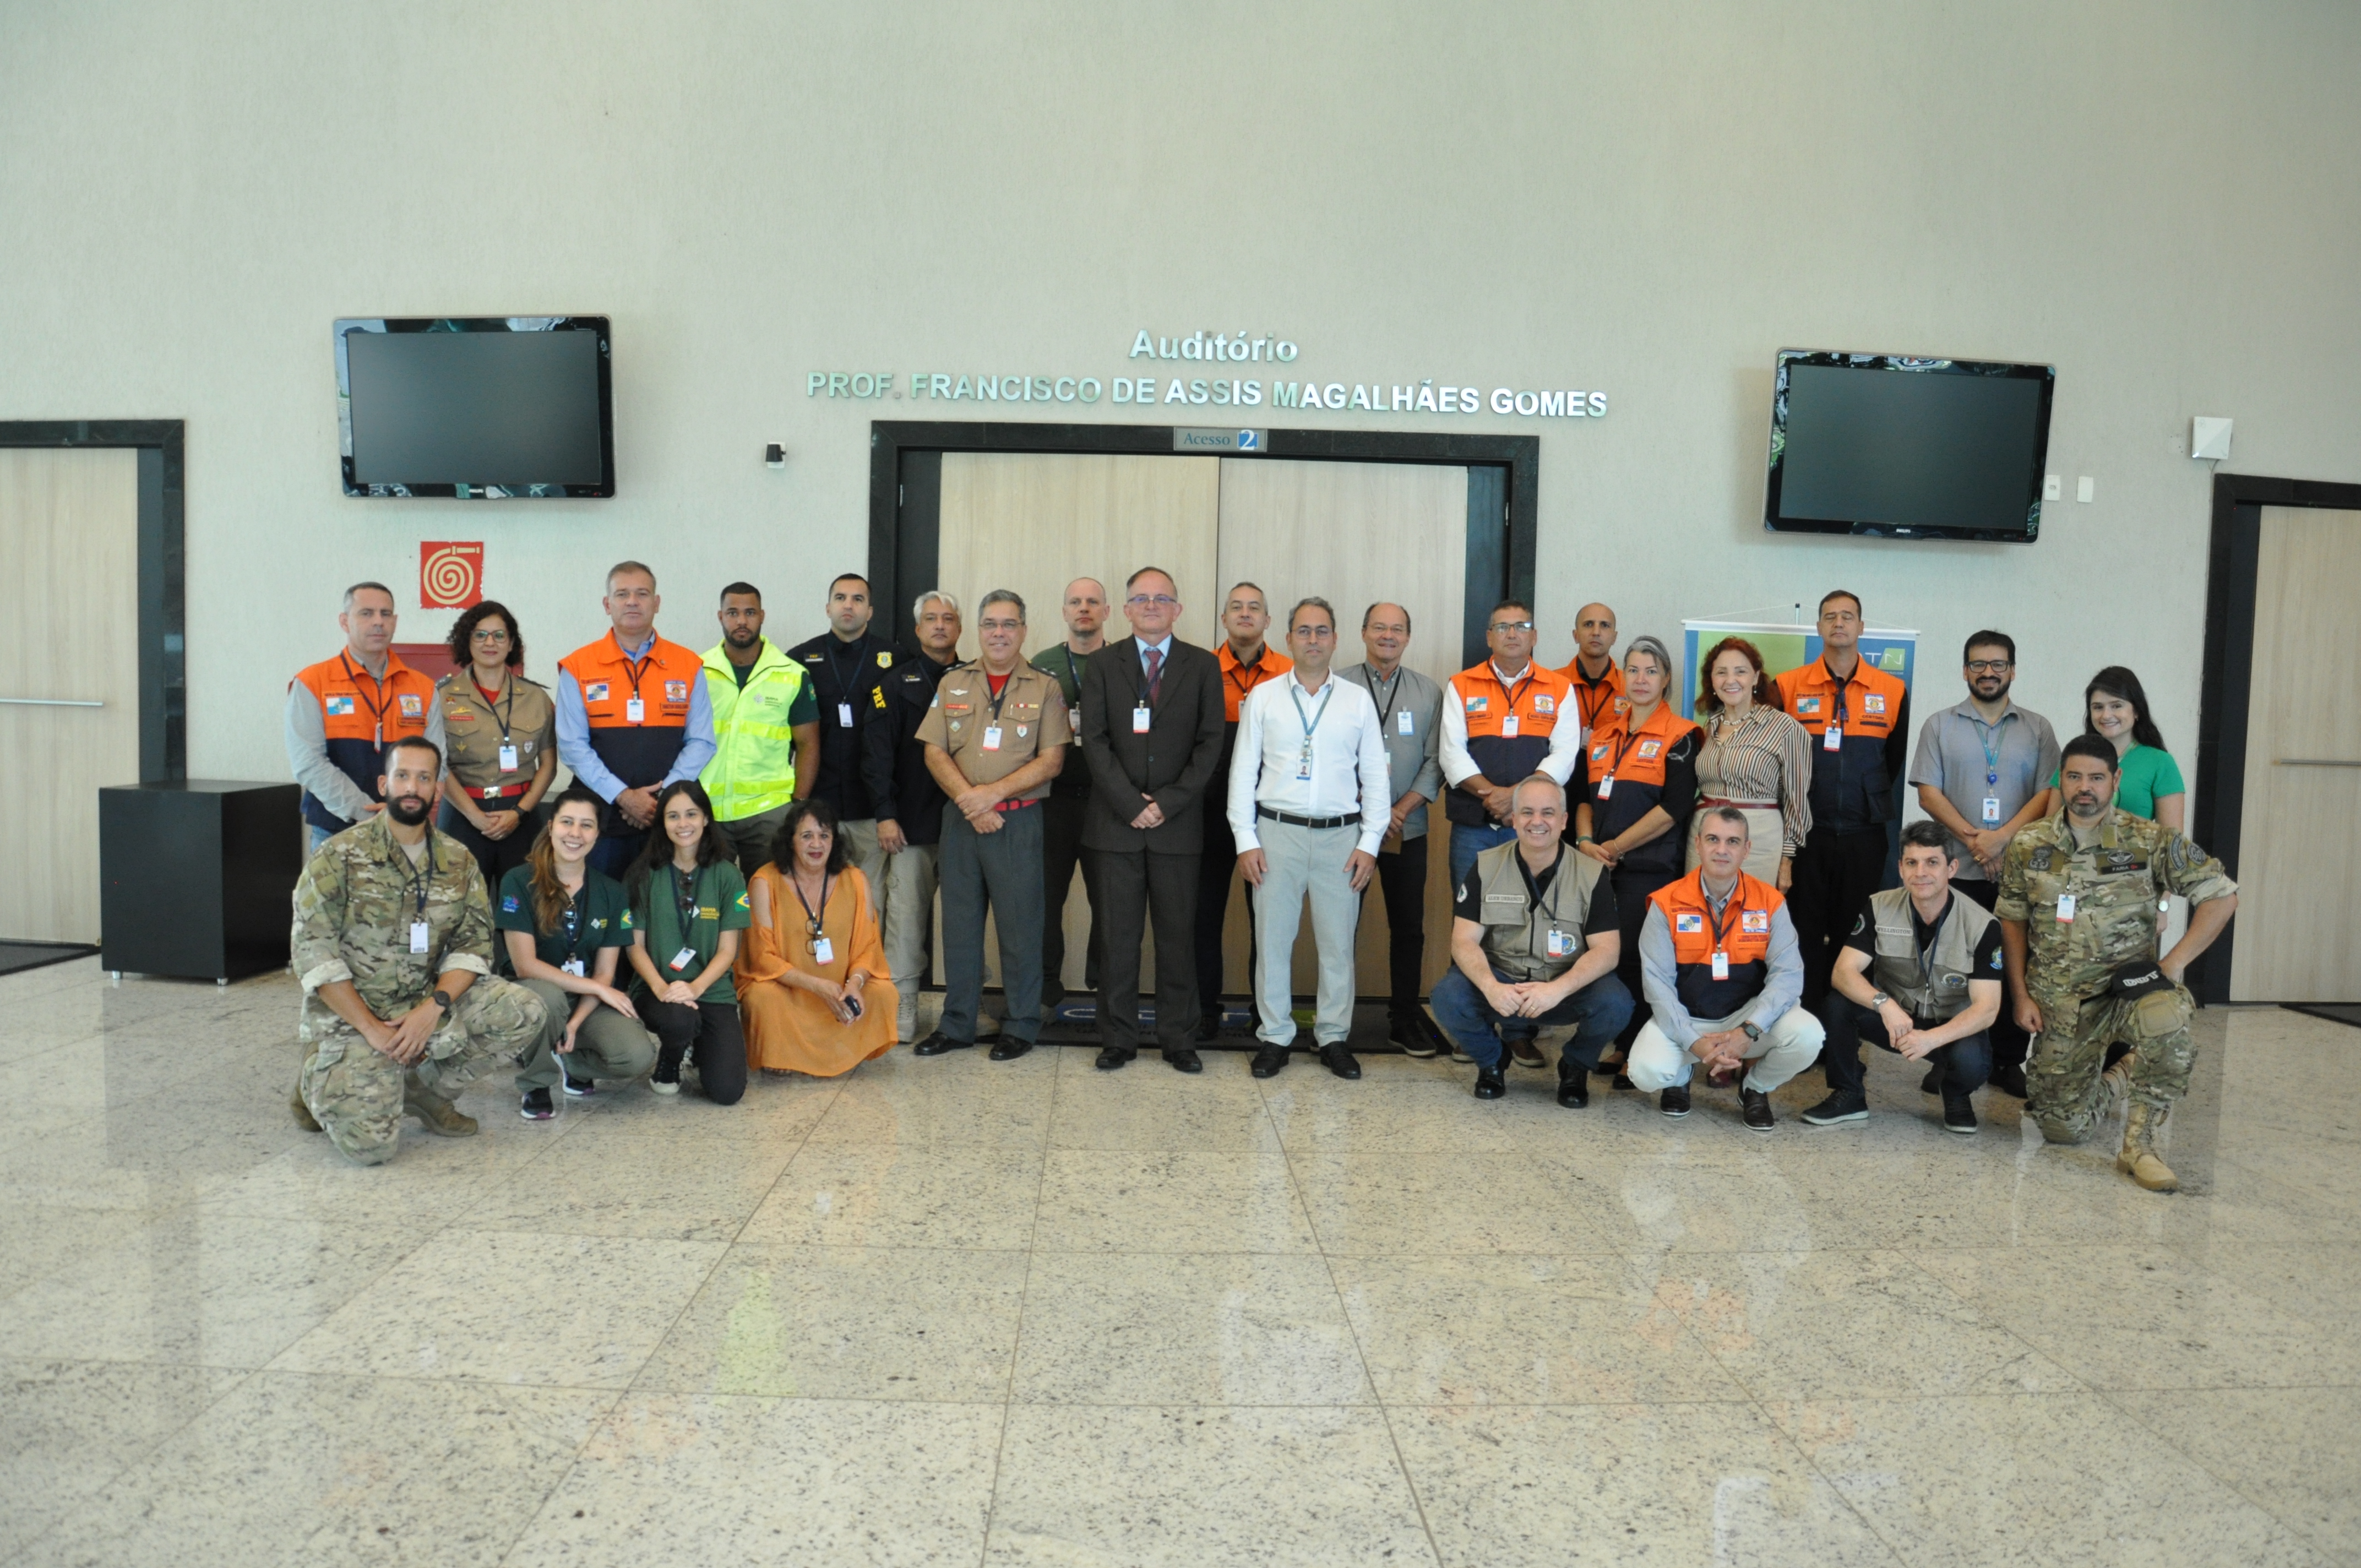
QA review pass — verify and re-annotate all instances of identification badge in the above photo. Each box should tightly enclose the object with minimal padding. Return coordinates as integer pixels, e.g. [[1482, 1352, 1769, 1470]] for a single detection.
[[1982, 797, 2003, 824], [626, 696, 645, 723], [2055, 893, 2077, 924], [1545, 929, 1576, 958], [670, 946, 699, 972], [1501, 715, 1520, 739], [1596, 774, 1614, 801], [1397, 708, 1415, 736], [498, 742, 520, 772], [1822, 724, 1842, 752], [561, 956, 585, 977], [1133, 705, 1152, 734], [1296, 750, 1313, 781], [813, 936, 836, 965], [1711, 950, 1730, 980], [982, 725, 1003, 752], [839, 702, 855, 728], [1579, 726, 1591, 749], [409, 921, 430, 954]]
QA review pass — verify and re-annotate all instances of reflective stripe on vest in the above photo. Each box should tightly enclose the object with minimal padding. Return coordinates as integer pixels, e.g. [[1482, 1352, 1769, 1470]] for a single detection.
[[1865, 886, 1994, 1022], [1649, 868, 1783, 1022], [1472, 839, 1603, 983], [700, 640, 807, 820]]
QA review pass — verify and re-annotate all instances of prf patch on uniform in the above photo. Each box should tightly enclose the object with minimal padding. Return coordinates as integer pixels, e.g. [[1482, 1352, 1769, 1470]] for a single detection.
[[1864, 694, 1886, 714], [1532, 694, 1555, 715], [664, 680, 689, 703], [1637, 739, 1662, 759], [1464, 694, 1488, 713], [325, 695, 356, 716], [398, 694, 423, 718], [872, 686, 887, 709], [585, 681, 611, 702], [1740, 910, 1770, 934], [877, 650, 894, 668], [1675, 912, 1705, 933]]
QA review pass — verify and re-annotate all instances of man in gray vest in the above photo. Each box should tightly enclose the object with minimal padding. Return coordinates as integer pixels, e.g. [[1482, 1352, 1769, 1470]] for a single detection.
[[1429, 774, 1633, 1104], [1807, 820, 2003, 1133], [1337, 602, 1448, 1056]]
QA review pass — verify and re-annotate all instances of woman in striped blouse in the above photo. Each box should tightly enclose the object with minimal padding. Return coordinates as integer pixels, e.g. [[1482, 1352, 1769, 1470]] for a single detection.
[[1688, 636, 1812, 889]]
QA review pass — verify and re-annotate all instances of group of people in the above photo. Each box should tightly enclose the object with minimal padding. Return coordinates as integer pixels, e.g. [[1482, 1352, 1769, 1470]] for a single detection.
[[284, 570, 2237, 1193]]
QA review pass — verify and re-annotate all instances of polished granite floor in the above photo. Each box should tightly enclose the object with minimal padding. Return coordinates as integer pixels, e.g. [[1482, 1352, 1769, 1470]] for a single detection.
[[2, 957, 2356, 1567]]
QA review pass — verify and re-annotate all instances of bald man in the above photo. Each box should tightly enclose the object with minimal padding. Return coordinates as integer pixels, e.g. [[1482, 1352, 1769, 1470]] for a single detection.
[[1559, 601, 1624, 745], [1031, 576, 1111, 1016]]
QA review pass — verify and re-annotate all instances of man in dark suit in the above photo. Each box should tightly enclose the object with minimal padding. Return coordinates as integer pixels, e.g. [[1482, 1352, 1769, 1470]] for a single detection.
[[1079, 567, 1227, 1072]]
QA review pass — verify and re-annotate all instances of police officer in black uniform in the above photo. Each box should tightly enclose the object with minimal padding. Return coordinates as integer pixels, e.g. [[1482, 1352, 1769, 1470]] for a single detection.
[[787, 573, 899, 896]]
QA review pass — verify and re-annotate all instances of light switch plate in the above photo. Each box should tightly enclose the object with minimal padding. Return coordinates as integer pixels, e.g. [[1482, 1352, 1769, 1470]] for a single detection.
[[2076, 476, 2095, 503], [2042, 474, 2061, 502]]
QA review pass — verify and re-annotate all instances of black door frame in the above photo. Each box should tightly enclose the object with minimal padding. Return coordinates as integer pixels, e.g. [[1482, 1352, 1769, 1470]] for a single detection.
[[0, 421, 186, 781], [2193, 471, 2361, 1001], [868, 421, 1541, 668]]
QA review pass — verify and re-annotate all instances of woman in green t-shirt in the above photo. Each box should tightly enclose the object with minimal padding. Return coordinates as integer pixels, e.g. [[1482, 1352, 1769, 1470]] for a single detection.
[[625, 780, 751, 1104], [2077, 666, 2187, 829]]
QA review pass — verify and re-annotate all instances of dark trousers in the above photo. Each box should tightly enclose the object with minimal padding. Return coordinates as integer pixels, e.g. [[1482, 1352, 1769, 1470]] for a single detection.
[[1607, 864, 1680, 1052], [1098, 848, 1199, 1054], [938, 803, 1048, 1044], [1821, 994, 1989, 1103], [1368, 833, 1430, 1017], [1040, 791, 1106, 1011], [589, 821, 654, 879], [640, 998, 748, 1106], [1195, 811, 1255, 1022], [1787, 825, 1889, 1013], [437, 799, 534, 895], [1952, 878, 2030, 1074]]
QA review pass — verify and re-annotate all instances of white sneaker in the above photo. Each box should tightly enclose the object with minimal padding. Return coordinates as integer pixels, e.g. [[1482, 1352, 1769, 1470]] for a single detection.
[[650, 1064, 682, 1096]]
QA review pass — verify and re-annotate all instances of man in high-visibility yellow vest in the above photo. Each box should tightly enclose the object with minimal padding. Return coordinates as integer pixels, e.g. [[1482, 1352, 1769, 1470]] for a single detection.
[[701, 582, 821, 871]]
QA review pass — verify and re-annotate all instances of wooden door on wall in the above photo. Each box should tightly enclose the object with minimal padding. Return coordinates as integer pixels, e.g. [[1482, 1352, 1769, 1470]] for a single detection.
[[0, 448, 143, 942], [1214, 458, 1468, 999], [2229, 506, 2361, 1001]]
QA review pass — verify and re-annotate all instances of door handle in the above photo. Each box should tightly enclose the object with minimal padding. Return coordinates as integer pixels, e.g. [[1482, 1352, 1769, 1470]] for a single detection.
[[2274, 758, 2361, 767], [0, 697, 104, 707]]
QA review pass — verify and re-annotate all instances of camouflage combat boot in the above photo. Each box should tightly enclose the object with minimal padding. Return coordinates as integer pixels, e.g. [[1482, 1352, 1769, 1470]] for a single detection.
[[2098, 1050, 2138, 1120], [291, 1073, 320, 1132], [2115, 1099, 2177, 1192], [404, 1072, 478, 1138]]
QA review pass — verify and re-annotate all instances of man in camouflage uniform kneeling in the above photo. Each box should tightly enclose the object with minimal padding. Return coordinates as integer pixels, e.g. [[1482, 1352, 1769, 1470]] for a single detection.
[[1996, 734, 2238, 1191], [291, 737, 546, 1166]]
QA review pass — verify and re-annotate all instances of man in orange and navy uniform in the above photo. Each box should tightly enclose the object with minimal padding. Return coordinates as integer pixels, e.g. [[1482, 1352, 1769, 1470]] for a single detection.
[[1194, 582, 1292, 1041], [286, 581, 443, 854], [1774, 589, 1910, 1011], [1557, 601, 1625, 745], [555, 560, 716, 875], [1627, 805, 1825, 1129], [1441, 597, 1582, 893]]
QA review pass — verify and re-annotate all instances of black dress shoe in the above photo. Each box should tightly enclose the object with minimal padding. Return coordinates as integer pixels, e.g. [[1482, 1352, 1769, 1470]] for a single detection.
[[988, 1038, 1034, 1061], [1989, 1063, 2030, 1100], [1473, 1063, 1507, 1099], [1742, 1087, 1776, 1131], [1660, 1084, 1691, 1118], [1557, 1065, 1590, 1108], [1095, 1046, 1135, 1071], [1250, 1045, 1290, 1078], [1193, 1014, 1220, 1043], [913, 1032, 974, 1058], [1319, 1043, 1362, 1080], [1163, 1048, 1204, 1074]]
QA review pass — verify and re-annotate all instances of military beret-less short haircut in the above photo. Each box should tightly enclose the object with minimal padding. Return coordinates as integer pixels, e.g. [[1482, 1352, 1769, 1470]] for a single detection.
[[383, 735, 443, 775], [977, 589, 1026, 622], [827, 573, 871, 597], [1963, 629, 2016, 663], [342, 581, 394, 610], [912, 589, 961, 622], [1487, 597, 1535, 623], [1361, 601, 1413, 635], [719, 581, 761, 604], [607, 560, 656, 590], [1819, 588, 1862, 617], [1508, 772, 1565, 810], [1125, 565, 1177, 594], [1898, 820, 1954, 857], [1287, 597, 1336, 631], [1698, 804, 1752, 836], [2060, 733, 2121, 773]]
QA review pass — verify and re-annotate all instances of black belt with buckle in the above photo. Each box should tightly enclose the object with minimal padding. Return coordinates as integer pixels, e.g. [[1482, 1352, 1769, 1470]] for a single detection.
[[1258, 805, 1353, 830]]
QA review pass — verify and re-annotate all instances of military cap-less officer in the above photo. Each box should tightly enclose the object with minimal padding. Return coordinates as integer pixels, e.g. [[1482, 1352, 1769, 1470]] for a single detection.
[[291, 737, 547, 1166], [1997, 736, 2238, 1191], [912, 590, 1072, 1062]]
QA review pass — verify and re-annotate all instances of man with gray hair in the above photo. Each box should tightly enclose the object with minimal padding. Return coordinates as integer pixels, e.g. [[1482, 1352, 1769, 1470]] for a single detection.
[[1337, 601, 1448, 1056], [868, 589, 963, 1041], [1228, 596, 1391, 1077], [287, 581, 446, 856], [913, 590, 1071, 1061], [1628, 804, 1825, 1129]]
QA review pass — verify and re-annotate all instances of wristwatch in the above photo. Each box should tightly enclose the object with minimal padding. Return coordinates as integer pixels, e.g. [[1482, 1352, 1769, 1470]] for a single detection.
[[428, 988, 453, 1012], [1740, 1021, 1762, 1042], [1869, 991, 1890, 1009]]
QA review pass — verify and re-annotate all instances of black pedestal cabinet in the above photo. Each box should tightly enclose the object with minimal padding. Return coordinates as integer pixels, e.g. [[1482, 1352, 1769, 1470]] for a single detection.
[[100, 780, 301, 981]]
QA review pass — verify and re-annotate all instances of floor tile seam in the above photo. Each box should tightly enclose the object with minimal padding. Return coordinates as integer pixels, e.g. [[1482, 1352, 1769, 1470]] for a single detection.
[[975, 1046, 1063, 1568], [481, 1387, 634, 1568], [2082, 1382, 2357, 1563], [1887, 1247, 2098, 1391]]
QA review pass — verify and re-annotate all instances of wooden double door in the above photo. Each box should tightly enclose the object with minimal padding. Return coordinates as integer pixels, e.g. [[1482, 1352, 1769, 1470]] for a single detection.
[[932, 451, 1472, 999]]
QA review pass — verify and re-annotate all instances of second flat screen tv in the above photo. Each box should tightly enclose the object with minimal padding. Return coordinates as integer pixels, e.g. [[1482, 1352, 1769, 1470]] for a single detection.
[[1765, 351, 2053, 543], [337, 317, 613, 498]]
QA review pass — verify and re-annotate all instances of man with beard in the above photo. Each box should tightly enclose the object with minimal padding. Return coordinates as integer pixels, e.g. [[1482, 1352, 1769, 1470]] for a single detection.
[[291, 738, 547, 1166], [787, 573, 899, 894], [1998, 737, 2238, 1191], [1903, 630, 2061, 1097], [700, 582, 821, 873]]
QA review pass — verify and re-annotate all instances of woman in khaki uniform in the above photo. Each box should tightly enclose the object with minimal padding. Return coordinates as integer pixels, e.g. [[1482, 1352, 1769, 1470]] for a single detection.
[[436, 601, 558, 891], [738, 798, 897, 1075]]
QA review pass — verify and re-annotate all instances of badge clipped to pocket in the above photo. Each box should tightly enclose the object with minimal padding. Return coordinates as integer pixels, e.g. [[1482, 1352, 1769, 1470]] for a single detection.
[[1397, 708, 1415, 736], [1822, 724, 1842, 752], [498, 742, 520, 772], [1544, 929, 1576, 959], [625, 696, 645, 723], [1133, 704, 1152, 734], [409, 921, 431, 955], [1501, 715, 1520, 739], [1710, 950, 1730, 980], [2054, 892, 2077, 924], [982, 725, 1003, 752]]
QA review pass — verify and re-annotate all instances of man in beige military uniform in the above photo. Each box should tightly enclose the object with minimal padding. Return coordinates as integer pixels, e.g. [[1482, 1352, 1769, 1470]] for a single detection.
[[291, 737, 547, 1165], [1998, 734, 2238, 1190], [913, 590, 1071, 1061]]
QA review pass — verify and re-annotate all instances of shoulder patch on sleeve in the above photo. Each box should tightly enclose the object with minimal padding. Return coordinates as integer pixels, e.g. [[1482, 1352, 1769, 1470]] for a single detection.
[[1851, 913, 1866, 934]]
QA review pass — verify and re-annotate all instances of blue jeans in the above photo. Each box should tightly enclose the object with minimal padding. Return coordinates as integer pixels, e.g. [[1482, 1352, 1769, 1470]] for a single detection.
[[1430, 965, 1635, 1072], [1446, 821, 1516, 891], [306, 824, 335, 857]]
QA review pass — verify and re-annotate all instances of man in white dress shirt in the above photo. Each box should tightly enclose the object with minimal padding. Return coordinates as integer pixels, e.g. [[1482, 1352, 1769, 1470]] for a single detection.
[[1228, 597, 1392, 1080]]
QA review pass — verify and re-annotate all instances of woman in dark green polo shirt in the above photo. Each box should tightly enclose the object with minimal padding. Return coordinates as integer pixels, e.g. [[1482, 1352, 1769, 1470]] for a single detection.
[[625, 780, 751, 1104], [497, 785, 655, 1120]]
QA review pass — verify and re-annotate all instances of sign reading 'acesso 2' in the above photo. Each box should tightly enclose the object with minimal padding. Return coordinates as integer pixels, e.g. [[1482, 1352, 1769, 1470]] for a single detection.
[[803, 330, 1608, 421]]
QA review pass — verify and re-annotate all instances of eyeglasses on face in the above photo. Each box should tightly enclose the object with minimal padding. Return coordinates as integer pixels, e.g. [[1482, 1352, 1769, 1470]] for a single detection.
[[1489, 620, 1535, 634], [1127, 595, 1179, 609], [1965, 659, 2011, 673], [470, 628, 512, 643]]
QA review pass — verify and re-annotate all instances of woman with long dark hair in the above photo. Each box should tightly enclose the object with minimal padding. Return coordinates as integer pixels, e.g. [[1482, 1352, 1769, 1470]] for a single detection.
[[2077, 666, 2185, 830], [496, 785, 654, 1119], [736, 797, 898, 1076], [435, 601, 557, 890], [624, 780, 749, 1104]]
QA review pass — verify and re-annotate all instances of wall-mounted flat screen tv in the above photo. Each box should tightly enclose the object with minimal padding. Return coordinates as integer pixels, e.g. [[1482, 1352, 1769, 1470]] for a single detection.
[[336, 317, 613, 498], [1765, 350, 2053, 543]]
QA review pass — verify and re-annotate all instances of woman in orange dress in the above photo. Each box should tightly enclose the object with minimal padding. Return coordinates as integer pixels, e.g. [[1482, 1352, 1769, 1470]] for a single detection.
[[737, 798, 898, 1076]]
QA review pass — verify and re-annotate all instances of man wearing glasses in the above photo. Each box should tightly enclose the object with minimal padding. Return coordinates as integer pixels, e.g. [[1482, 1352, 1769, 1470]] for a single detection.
[[1902, 630, 2061, 1098]]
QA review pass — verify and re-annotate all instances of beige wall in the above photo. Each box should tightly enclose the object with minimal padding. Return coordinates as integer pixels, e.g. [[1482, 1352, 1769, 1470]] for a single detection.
[[5, 2, 2359, 810]]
